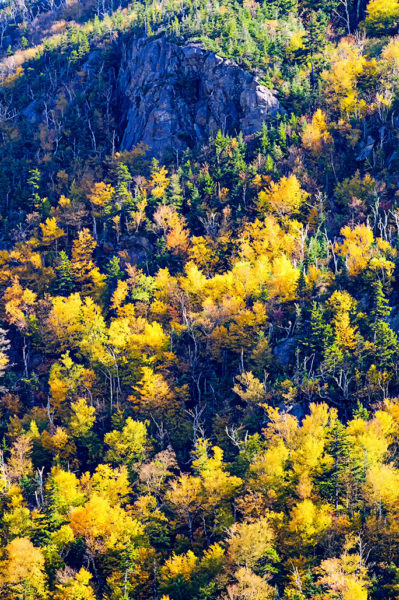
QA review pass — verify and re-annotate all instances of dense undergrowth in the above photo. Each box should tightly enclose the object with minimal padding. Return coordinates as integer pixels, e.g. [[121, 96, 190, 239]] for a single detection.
[[1, 0, 399, 599]]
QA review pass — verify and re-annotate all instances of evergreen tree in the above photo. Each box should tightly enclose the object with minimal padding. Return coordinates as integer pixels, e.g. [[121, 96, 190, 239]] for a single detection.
[[114, 163, 133, 207], [263, 0, 298, 18], [374, 321, 398, 372], [106, 256, 124, 285], [54, 251, 74, 296], [371, 282, 398, 372], [371, 280, 390, 323], [168, 173, 184, 209], [319, 420, 351, 508], [300, 301, 332, 360], [304, 11, 329, 87]]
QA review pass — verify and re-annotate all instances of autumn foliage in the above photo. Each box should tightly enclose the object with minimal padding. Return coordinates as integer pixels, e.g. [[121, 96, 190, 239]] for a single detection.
[[1, 0, 399, 599]]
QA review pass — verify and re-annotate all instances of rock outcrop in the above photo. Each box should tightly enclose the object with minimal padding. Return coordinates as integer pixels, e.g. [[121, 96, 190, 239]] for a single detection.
[[117, 36, 280, 157]]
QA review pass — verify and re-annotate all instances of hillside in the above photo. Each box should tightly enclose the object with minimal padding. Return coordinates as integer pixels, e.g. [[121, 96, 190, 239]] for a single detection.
[[1, 1, 399, 599]]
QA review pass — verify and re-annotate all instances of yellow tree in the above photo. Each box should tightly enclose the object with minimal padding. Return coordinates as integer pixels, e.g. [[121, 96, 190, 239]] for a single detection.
[[166, 474, 202, 542], [239, 215, 303, 263], [153, 205, 190, 256], [131, 366, 177, 420], [3, 278, 37, 375], [189, 236, 220, 275], [70, 228, 96, 280], [344, 408, 394, 512], [250, 441, 289, 506], [68, 494, 143, 555], [335, 224, 374, 276], [290, 403, 336, 499], [70, 398, 96, 437], [327, 290, 358, 351], [2, 484, 33, 538], [364, 463, 399, 517], [46, 467, 85, 515], [111, 279, 129, 311], [0, 537, 48, 599], [6, 435, 33, 483], [233, 371, 266, 406], [55, 567, 97, 600], [161, 550, 198, 584], [47, 351, 96, 416], [289, 498, 332, 546], [322, 40, 366, 117], [316, 536, 370, 600], [268, 255, 300, 301], [81, 464, 131, 506], [3, 278, 37, 332], [39, 217, 65, 250], [192, 440, 242, 536], [257, 175, 309, 217], [365, 0, 399, 30], [70, 229, 106, 297], [225, 567, 275, 600], [105, 418, 149, 468], [302, 109, 332, 155], [227, 517, 276, 570], [88, 182, 115, 240], [149, 165, 170, 200]]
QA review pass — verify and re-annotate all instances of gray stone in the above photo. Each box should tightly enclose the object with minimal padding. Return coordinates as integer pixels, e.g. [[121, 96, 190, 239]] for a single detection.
[[356, 135, 375, 161], [82, 50, 102, 75], [22, 100, 41, 123], [117, 37, 280, 158], [119, 234, 153, 265], [273, 337, 297, 367]]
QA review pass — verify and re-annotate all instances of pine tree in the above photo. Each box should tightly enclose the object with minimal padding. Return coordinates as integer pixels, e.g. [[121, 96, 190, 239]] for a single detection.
[[106, 256, 124, 284], [371, 280, 390, 323], [371, 282, 398, 372], [55, 251, 74, 296], [301, 302, 333, 360], [27, 168, 41, 211], [114, 163, 133, 207], [374, 321, 398, 372], [263, 0, 298, 19], [305, 11, 328, 87], [323, 420, 351, 509], [168, 173, 184, 209], [296, 269, 310, 306]]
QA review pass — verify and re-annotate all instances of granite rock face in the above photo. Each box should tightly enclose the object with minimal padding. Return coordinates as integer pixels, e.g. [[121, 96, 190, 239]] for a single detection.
[[117, 36, 280, 157]]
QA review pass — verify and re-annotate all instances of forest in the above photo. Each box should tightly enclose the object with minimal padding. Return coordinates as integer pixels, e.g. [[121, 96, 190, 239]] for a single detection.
[[1, 0, 399, 598]]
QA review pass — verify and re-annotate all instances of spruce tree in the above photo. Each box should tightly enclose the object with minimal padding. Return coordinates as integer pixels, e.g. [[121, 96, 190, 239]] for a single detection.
[[55, 251, 74, 296], [168, 173, 184, 209], [371, 281, 398, 372], [308, 302, 332, 356], [114, 163, 133, 207]]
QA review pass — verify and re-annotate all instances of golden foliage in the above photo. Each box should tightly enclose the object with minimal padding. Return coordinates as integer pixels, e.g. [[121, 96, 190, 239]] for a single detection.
[[0, 537, 48, 599], [302, 109, 332, 155], [258, 175, 309, 217], [365, 0, 399, 29]]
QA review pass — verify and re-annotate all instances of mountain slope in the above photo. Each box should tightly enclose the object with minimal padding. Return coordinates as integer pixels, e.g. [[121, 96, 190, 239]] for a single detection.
[[1, 1, 399, 600]]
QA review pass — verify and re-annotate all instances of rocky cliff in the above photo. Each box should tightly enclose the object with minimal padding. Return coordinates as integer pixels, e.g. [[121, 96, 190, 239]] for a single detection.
[[117, 36, 280, 157]]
